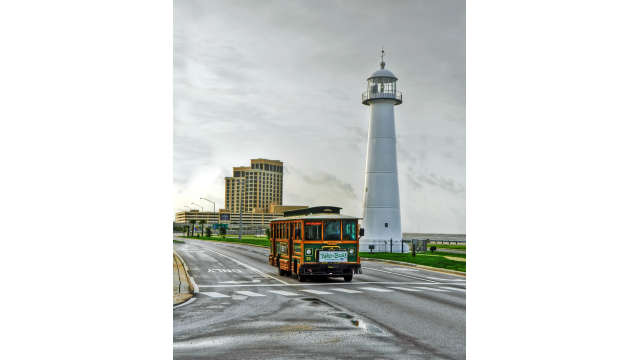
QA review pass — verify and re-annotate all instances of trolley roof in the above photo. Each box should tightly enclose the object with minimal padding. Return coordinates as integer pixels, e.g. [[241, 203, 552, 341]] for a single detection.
[[272, 206, 360, 222], [271, 213, 360, 222]]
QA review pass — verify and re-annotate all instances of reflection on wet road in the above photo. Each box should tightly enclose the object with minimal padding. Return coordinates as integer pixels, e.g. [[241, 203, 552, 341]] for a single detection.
[[174, 239, 465, 360]]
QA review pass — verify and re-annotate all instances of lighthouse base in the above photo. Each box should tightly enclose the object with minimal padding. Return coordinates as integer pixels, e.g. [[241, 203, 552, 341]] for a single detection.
[[359, 236, 408, 254]]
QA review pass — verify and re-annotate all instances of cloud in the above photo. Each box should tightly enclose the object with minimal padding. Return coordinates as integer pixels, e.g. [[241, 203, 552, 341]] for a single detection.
[[418, 173, 465, 195], [174, 0, 466, 233]]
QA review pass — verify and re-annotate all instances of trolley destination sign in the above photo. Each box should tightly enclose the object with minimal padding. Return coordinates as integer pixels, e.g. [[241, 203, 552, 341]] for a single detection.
[[318, 250, 348, 263]]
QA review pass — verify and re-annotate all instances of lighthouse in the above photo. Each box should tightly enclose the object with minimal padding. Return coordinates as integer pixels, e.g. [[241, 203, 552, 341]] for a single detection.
[[360, 50, 404, 253]]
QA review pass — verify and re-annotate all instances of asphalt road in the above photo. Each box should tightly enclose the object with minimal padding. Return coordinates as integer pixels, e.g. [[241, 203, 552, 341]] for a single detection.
[[173, 238, 466, 359]]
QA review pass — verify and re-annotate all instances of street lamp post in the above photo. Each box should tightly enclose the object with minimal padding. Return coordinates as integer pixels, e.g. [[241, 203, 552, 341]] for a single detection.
[[200, 197, 216, 213], [200, 197, 217, 228], [238, 186, 243, 241]]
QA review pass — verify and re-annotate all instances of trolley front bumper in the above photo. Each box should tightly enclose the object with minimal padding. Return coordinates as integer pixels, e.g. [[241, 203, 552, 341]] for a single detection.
[[299, 263, 362, 277]]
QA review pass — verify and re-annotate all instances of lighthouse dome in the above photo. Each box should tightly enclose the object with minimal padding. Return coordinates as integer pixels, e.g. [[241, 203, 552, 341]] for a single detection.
[[368, 68, 397, 80]]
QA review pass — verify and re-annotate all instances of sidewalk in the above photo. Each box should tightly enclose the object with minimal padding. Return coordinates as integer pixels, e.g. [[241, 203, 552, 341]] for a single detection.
[[173, 251, 193, 305]]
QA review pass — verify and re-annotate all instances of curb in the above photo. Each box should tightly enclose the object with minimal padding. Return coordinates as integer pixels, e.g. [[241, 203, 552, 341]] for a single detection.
[[361, 257, 466, 277], [173, 250, 198, 308]]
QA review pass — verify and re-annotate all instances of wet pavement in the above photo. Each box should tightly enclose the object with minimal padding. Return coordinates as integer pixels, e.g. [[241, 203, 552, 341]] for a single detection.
[[173, 238, 466, 359]]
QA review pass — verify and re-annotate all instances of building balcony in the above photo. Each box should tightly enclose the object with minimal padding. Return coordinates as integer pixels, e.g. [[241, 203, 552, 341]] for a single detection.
[[362, 90, 402, 105]]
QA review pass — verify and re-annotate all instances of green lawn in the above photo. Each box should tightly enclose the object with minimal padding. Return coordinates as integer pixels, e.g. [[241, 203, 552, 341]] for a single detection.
[[181, 235, 270, 248], [360, 251, 466, 272]]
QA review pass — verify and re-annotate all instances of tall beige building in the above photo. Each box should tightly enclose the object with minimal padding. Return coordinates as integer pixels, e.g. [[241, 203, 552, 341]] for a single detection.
[[225, 159, 283, 213]]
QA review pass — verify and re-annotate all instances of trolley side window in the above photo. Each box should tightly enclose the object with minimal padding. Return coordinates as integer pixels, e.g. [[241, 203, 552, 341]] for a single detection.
[[304, 222, 322, 240], [295, 222, 302, 240]]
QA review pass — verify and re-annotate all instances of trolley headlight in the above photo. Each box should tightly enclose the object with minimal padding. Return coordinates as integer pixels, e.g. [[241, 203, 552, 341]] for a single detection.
[[305, 249, 312, 255], [348, 248, 355, 255]]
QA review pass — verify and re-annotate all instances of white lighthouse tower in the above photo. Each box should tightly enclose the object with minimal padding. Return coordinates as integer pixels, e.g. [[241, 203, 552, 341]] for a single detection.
[[360, 50, 404, 253]]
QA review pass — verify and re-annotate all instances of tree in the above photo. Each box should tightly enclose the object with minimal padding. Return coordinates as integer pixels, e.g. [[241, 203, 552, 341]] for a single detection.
[[198, 220, 206, 237], [219, 226, 227, 238], [205, 227, 212, 237], [188, 219, 196, 237]]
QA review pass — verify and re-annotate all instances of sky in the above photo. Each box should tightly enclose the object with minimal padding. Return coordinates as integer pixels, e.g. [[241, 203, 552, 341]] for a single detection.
[[174, 0, 465, 234]]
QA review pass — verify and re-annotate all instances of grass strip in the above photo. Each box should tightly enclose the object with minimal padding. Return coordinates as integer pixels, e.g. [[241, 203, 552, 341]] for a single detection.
[[426, 244, 466, 250], [181, 235, 269, 248], [360, 251, 466, 272]]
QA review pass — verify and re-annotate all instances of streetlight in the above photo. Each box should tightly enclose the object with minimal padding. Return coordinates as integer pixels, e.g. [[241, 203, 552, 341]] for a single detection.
[[200, 197, 216, 213]]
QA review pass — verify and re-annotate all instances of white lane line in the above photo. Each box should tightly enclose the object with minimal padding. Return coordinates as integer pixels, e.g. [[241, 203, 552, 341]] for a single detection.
[[300, 289, 333, 295], [388, 286, 422, 292], [235, 290, 265, 297], [362, 266, 442, 282], [414, 287, 448, 292], [441, 286, 466, 292], [199, 246, 289, 285], [362, 265, 465, 282], [201, 292, 229, 298], [360, 287, 394, 293], [331, 288, 362, 294], [268, 290, 300, 296]]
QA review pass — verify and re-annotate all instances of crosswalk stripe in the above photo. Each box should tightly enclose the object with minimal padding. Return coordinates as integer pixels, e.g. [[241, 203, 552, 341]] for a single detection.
[[441, 286, 466, 292], [360, 287, 394, 293], [235, 290, 266, 297], [388, 286, 422, 292], [268, 290, 299, 296], [414, 287, 448, 292], [331, 288, 362, 294], [201, 292, 229, 298], [300, 289, 332, 295]]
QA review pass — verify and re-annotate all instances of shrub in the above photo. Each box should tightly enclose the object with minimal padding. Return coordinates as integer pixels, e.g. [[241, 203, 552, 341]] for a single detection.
[[205, 227, 212, 237], [430, 246, 437, 254]]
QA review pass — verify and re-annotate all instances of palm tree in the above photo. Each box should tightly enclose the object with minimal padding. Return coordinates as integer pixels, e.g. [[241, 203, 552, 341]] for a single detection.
[[198, 220, 206, 237], [188, 219, 196, 237]]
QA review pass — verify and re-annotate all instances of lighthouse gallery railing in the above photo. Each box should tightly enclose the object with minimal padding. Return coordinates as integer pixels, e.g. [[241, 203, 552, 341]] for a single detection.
[[361, 90, 403, 103]]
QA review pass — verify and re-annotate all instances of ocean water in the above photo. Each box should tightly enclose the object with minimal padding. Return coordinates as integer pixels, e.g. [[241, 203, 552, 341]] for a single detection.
[[402, 233, 466, 242]]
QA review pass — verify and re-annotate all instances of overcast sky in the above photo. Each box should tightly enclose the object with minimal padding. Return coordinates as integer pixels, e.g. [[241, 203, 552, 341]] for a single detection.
[[174, 0, 465, 234]]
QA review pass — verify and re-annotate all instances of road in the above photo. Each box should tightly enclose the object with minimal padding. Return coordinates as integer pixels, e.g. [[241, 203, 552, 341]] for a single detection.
[[173, 238, 466, 359]]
